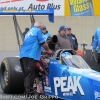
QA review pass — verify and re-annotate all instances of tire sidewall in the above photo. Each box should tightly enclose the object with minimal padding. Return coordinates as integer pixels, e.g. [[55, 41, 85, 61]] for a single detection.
[[0, 58, 11, 93]]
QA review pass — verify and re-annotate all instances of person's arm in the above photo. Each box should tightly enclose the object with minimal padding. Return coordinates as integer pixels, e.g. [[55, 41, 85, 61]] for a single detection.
[[42, 42, 50, 51], [22, 32, 25, 38], [55, 42, 61, 50], [74, 35, 78, 45], [92, 36, 94, 42], [46, 36, 51, 42], [55, 38, 62, 50], [91, 35, 94, 45], [37, 30, 52, 54], [92, 31, 98, 51], [37, 30, 45, 45], [72, 34, 78, 48]]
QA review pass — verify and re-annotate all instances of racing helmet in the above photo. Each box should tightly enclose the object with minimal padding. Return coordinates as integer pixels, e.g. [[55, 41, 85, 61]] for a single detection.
[[61, 52, 72, 57], [61, 52, 72, 66]]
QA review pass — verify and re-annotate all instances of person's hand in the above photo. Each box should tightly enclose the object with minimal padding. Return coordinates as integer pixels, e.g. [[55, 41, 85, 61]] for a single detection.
[[41, 50, 48, 55], [47, 49, 53, 56]]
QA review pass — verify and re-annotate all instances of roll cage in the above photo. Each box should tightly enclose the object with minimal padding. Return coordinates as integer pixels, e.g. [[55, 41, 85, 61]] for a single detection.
[[0, 8, 54, 49]]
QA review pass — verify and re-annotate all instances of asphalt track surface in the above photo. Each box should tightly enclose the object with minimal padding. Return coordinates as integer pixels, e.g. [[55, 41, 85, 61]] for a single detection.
[[0, 51, 99, 100]]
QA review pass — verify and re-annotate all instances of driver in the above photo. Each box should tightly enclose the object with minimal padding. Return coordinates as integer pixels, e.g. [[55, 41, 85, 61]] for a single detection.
[[19, 22, 53, 97]]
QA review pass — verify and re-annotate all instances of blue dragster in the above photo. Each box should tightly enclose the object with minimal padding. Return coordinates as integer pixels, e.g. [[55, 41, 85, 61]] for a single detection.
[[42, 49, 100, 100]]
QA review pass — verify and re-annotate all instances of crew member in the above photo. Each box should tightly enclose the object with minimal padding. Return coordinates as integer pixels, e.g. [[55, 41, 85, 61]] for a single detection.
[[22, 28, 29, 40], [41, 26, 51, 51], [91, 35, 94, 49], [19, 22, 52, 97], [42, 26, 51, 41], [92, 27, 100, 71], [91, 35, 94, 45], [55, 26, 73, 50], [66, 27, 78, 50]]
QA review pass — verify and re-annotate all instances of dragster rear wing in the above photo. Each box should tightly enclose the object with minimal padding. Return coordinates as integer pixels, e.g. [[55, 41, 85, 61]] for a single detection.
[[0, 7, 54, 49], [0, 8, 54, 23]]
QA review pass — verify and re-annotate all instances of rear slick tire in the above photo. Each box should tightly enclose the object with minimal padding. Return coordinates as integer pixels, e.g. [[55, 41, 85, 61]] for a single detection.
[[0, 57, 24, 94]]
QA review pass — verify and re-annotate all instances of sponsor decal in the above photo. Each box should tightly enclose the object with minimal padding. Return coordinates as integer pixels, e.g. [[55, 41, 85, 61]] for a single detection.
[[94, 91, 100, 100], [89, 73, 100, 79], [0, 0, 23, 4], [28, 3, 61, 10], [25, 29, 34, 40], [0, 0, 61, 11], [69, 0, 94, 16], [44, 76, 51, 93], [50, 61, 58, 64], [50, 61, 53, 64], [54, 76, 85, 96], [0, 0, 64, 16], [36, 0, 48, 2], [44, 86, 51, 93], [46, 76, 49, 86]]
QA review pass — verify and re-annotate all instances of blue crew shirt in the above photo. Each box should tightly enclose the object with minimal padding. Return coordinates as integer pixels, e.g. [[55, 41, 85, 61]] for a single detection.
[[20, 26, 45, 61], [41, 32, 51, 50], [43, 32, 51, 41], [92, 27, 100, 53]]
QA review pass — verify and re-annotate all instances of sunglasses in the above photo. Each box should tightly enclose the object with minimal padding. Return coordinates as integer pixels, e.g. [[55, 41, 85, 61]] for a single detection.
[[42, 28, 46, 30]]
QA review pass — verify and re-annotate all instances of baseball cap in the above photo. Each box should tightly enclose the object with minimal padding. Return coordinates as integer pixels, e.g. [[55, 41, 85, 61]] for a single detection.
[[67, 26, 71, 30], [59, 26, 67, 30], [43, 26, 46, 29]]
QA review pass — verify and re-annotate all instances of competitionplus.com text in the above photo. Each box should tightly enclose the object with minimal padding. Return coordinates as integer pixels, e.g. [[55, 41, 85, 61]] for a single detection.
[[0, 94, 58, 99]]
